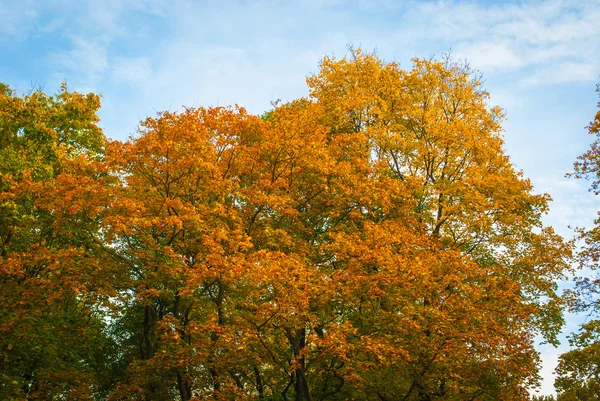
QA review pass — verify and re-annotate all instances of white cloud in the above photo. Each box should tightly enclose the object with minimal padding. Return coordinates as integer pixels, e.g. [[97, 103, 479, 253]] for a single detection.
[[455, 41, 523, 71], [524, 61, 598, 86], [392, 0, 600, 85], [51, 37, 109, 85], [86, 0, 169, 35]]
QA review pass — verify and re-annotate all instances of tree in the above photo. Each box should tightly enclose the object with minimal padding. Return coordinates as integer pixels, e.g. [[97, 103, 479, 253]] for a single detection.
[[555, 83, 600, 400], [102, 107, 267, 400], [303, 50, 570, 400], [0, 50, 573, 401], [555, 321, 600, 400], [98, 51, 570, 400], [0, 83, 119, 399]]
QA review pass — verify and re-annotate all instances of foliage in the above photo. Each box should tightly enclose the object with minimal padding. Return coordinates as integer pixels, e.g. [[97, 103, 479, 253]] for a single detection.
[[0, 83, 119, 399], [556, 83, 600, 400], [555, 321, 600, 400], [0, 51, 573, 401]]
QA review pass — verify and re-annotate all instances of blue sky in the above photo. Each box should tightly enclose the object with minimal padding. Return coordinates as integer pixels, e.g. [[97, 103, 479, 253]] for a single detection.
[[2, 0, 599, 395]]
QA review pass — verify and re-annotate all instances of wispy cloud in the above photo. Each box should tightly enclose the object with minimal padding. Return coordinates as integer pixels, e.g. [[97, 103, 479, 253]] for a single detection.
[[393, 0, 600, 84], [0, 0, 39, 40], [111, 57, 153, 87], [52, 37, 109, 83], [524, 61, 598, 86]]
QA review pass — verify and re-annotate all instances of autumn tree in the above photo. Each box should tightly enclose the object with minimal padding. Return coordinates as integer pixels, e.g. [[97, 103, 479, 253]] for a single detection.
[[555, 83, 600, 400], [0, 83, 119, 399], [96, 51, 571, 401], [301, 50, 570, 401], [100, 101, 375, 400], [1, 50, 573, 401], [555, 321, 600, 400]]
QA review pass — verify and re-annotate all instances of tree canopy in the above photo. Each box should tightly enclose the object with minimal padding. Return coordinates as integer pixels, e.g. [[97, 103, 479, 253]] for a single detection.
[[0, 51, 573, 401]]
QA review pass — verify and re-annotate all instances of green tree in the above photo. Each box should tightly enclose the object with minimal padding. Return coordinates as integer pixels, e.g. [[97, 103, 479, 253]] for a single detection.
[[0, 83, 118, 399], [555, 321, 600, 400], [556, 83, 600, 401]]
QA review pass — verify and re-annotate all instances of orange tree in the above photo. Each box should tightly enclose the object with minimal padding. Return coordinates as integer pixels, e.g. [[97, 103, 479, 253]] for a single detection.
[[98, 51, 570, 401], [101, 107, 266, 400], [0, 50, 572, 401]]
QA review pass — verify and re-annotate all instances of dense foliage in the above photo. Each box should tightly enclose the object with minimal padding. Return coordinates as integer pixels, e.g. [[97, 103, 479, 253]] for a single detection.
[[0, 52, 573, 401]]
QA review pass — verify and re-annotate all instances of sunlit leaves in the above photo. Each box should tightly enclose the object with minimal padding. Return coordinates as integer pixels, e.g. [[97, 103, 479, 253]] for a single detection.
[[0, 83, 113, 400], [0, 52, 572, 401]]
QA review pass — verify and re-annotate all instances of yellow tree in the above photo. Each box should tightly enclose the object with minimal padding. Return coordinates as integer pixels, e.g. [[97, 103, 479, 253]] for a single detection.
[[303, 50, 571, 400], [232, 99, 389, 400]]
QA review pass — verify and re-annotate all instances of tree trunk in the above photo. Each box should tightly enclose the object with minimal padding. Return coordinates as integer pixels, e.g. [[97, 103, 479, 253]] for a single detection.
[[293, 328, 311, 401]]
